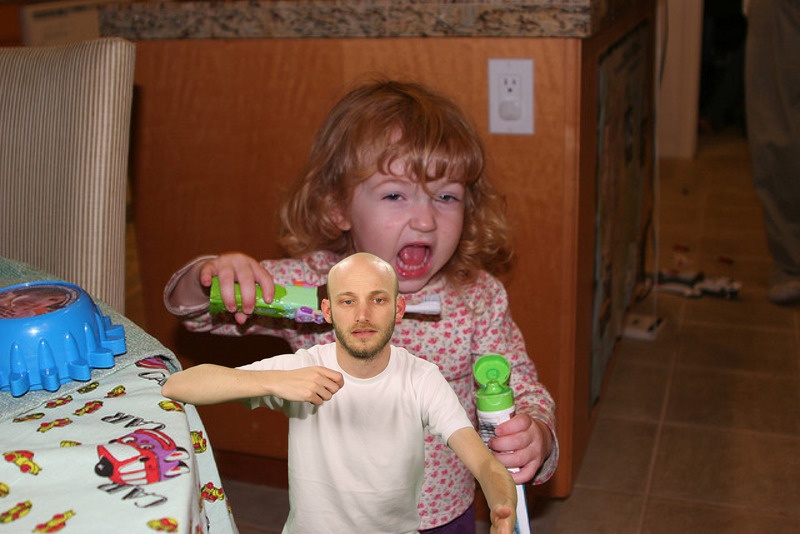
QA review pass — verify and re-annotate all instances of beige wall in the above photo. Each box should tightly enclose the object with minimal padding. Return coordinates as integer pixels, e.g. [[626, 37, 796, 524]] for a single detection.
[[656, 0, 704, 159]]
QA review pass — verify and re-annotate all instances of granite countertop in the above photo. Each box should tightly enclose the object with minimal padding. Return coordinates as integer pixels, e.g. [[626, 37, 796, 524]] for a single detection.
[[99, 0, 640, 40]]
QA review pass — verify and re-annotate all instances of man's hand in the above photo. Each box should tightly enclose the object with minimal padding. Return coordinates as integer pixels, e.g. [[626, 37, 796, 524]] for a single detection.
[[269, 367, 344, 405], [489, 503, 516, 534]]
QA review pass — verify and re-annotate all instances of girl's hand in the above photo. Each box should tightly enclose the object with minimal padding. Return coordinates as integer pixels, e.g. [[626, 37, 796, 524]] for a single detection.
[[487, 413, 553, 484], [198, 253, 275, 324]]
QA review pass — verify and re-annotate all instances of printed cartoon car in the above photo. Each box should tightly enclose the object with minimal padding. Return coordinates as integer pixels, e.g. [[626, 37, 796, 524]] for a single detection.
[[73, 400, 103, 416], [3, 450, 40, 475], [95, 429, 189, 486], [37, 418, 72, 433], [77, 381, 100, 394], [158, 400, 184, 413], [45, 396, 72, 409], [0, 500, 32, 523], [32, 510, 75, 533], [13, 413, 44, 423], [147, 517, 178, 532], [190, 431, 207, 454], [136, 357, 169, 370], [200, 481, 225, 502], [105, 385, 126, 398]]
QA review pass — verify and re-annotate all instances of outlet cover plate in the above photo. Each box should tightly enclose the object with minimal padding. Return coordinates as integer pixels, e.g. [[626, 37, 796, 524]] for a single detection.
[[488, 58, 534, 135]]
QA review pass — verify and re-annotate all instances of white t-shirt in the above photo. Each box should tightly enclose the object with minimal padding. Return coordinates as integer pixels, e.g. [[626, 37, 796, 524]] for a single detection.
[[238, 343, 473, 534]]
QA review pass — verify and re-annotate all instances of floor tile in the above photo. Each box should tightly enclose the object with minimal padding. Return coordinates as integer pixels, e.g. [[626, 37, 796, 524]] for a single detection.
[[702, 204, 763, 232], [666, 366, 800, 434], [601, 361, 670, 422], [223, 478, 289, 533], [683, 288, 798, 328], [642, 498, 800, 534], [530, 488, 644, 534], [574, 417, 658, 493], [693, 253, 772, 289], [699, 232, 771, 260], [651, 425, 800, 517], [615, 333, 678, 367], [704, 185, 762, 208], [677, 323, 798, 375], [620, 295, 683, 365]]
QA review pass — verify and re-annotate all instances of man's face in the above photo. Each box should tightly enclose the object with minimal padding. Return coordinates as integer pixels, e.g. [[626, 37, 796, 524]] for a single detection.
[[324, 255, 405, 361]]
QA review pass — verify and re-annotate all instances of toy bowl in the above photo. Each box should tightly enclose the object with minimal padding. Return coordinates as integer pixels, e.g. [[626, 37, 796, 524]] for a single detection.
[[0, 281, 126, 397]]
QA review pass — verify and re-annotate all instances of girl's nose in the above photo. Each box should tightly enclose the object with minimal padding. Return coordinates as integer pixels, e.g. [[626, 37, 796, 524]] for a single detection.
[[409, 200, 437, 232]]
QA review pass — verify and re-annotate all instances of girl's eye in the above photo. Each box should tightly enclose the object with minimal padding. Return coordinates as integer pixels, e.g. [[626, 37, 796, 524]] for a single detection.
[[382, 193, 403, 201], [437, 193, 460, 203]]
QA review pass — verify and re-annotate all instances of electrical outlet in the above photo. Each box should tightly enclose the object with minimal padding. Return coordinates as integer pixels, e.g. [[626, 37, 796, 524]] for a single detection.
[[499, 74, 523, 120], [488, 59, 534, 135]]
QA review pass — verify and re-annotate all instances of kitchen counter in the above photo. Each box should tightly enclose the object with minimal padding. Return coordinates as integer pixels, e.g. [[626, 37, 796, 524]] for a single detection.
[[100, 0, 639, 40]]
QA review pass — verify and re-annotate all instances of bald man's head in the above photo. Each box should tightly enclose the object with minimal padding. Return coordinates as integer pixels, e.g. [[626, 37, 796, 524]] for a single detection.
[[327, 252, 399, 299], [322, 253, 405, 363]]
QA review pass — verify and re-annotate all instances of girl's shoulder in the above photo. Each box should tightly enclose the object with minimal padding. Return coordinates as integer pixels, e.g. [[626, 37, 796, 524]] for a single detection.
[[439, 270, 510, 315], [461, 270, 508, 300]]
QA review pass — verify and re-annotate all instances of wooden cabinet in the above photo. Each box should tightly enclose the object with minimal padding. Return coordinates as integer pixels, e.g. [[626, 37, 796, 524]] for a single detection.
[[132, 1, 655, 499], [0, 2, 22, 45]]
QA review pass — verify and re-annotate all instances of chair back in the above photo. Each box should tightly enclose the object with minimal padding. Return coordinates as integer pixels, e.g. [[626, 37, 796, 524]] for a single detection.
[[0, 37, 135, 312]]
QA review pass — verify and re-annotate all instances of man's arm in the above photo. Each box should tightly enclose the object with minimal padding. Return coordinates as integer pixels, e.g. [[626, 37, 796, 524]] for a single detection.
[[448, 427, 517, 534], [161, 363, 344, 406]]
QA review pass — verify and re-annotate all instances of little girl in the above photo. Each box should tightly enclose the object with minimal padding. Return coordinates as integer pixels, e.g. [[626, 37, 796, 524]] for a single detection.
[[165, 79, 558, 532]]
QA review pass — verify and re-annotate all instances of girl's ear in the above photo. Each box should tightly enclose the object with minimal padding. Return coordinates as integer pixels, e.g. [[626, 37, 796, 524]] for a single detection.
[[330, 205, 352, 231]]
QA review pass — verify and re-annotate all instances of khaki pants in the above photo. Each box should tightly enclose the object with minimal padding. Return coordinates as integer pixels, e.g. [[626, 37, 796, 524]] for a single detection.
[[746, 0, 800, 283]]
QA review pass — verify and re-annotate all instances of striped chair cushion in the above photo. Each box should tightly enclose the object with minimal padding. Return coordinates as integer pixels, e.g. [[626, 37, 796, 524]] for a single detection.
[[0, 37, 136, 312]]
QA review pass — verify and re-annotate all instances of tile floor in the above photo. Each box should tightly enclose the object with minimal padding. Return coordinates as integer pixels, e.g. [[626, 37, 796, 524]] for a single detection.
[[524, 130, 800, 532], [127, 130, 800, 533]]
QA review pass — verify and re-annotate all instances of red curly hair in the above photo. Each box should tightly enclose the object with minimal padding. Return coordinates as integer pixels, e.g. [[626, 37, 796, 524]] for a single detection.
[[278, 79, 512, 287]]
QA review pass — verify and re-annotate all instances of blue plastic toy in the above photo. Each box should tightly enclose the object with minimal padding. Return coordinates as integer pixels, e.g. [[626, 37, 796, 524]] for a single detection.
[[0, 281, 126, 397]]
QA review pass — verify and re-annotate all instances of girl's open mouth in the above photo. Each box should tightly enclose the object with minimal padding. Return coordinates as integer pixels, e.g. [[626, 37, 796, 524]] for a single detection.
[[396, 245, 431, 278]]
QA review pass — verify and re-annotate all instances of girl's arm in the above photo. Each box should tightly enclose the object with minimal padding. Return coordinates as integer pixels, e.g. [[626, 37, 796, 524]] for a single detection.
[[167, 259, 210, 310], [161, 363, 344, 406], [470, 273, 559, 484], [166, 252, 276, 325], [448, 427, 517, 534]]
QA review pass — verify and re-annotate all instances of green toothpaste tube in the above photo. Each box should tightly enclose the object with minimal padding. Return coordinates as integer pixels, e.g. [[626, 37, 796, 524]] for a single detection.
[[208, 277, 324, 324], [209, 277, 443, 322]]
